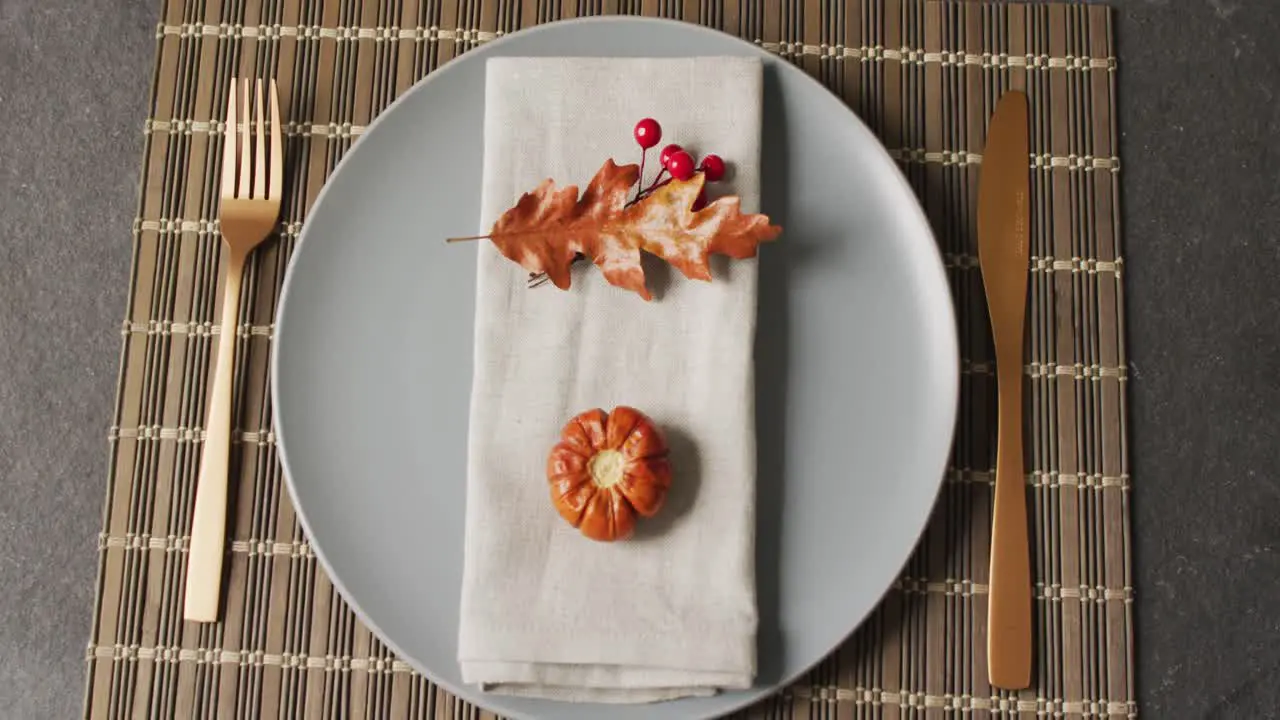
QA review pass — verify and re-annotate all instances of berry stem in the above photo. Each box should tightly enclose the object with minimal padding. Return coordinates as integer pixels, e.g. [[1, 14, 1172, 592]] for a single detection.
[[635, 149, 647, 203], [625, 171, 670, 208], [528, 253, 585, 288]]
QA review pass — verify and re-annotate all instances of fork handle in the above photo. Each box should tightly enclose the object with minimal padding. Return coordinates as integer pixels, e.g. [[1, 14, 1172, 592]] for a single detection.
[[988, 352, 1032, 688], [184, 250, 246, 622]]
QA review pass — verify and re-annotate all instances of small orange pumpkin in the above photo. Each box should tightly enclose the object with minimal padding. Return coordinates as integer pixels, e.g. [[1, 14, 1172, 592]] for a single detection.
[[546, 406, 672, 542]]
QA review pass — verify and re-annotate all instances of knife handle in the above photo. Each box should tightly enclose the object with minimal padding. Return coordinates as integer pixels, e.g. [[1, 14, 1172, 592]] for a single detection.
[[988, 355, 1032, 689]]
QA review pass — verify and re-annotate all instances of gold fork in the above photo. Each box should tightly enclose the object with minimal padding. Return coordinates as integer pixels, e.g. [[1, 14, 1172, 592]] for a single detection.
[[184, 78, 283, 622]]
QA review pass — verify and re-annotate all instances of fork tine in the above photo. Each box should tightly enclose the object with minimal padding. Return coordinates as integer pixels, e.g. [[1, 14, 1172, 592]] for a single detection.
[[221, 78, 237, 198], [254, 81, 267, 199], [268, 79, 283, 202], [238, 81, 252, 197]]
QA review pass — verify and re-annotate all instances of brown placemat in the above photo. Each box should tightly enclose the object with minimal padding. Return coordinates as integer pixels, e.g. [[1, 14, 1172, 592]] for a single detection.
[[85, 1, 1132, 717]]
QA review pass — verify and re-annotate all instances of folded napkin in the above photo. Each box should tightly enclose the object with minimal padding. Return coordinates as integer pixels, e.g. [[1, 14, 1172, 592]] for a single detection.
[[458, 56, 762, 703]]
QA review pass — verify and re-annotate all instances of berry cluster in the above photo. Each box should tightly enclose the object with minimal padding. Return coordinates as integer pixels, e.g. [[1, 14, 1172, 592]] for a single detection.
[[632, 118, 725, 210], [526, 118, 730, 288]]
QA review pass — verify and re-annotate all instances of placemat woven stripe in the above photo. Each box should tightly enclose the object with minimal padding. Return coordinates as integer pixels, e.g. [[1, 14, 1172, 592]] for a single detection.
[[85, 1, 1132, 718]]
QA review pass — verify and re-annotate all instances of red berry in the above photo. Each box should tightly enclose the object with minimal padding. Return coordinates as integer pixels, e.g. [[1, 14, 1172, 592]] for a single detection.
[[699, 154, 726, 182], [633, 118, 661, 149], [659, 143, 684, 169], [667, 151, 695, 181]]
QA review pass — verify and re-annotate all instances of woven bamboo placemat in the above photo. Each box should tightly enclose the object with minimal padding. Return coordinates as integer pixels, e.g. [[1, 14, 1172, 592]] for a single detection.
[[85, 0, 1132, 717]]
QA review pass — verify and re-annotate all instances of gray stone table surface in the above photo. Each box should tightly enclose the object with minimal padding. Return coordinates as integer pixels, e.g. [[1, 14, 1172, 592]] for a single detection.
[[1, 0, 1277, 717]]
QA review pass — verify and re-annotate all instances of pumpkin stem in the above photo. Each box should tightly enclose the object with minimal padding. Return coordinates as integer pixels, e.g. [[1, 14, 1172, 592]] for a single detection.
[[588, 450, 625, 489]]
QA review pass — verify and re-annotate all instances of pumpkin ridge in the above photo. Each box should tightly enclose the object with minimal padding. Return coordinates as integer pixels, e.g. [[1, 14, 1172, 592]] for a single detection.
[[554, 440, 593, 459], [552, 474, 591, 502], [604, 406, 642, 450]]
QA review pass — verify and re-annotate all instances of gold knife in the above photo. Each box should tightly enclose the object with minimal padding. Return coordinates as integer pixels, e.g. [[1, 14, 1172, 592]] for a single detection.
[[977, 90, 1032, 690]]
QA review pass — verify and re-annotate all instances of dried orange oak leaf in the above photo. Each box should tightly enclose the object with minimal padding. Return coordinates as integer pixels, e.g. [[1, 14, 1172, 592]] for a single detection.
[[485, 159, 781, 300]]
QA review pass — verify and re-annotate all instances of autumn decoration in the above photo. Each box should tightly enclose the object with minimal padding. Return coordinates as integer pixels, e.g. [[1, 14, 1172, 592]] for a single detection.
[[450, 118, 781, 300], [546, 406, 672, 542]]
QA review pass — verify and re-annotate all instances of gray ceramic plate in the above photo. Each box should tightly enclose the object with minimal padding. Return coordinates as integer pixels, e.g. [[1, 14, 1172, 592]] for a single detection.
[[274, 16, 957, 720]]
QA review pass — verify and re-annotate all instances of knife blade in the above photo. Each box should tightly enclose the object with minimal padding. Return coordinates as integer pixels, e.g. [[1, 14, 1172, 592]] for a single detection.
[[977, 90, 1032, 691]]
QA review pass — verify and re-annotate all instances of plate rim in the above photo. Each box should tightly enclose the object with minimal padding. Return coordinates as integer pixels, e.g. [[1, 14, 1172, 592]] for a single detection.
[[272, 14, 959, 719]]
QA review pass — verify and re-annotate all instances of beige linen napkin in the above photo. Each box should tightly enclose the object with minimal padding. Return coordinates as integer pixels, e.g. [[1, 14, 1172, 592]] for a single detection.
[[458, 57, 762, 703]]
